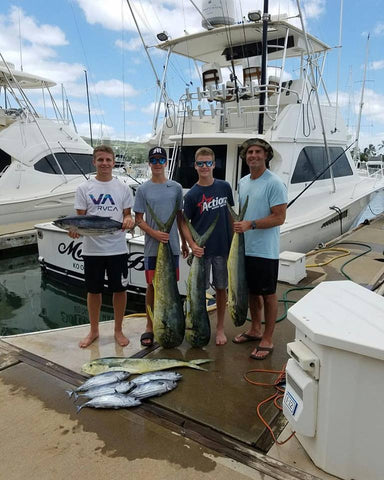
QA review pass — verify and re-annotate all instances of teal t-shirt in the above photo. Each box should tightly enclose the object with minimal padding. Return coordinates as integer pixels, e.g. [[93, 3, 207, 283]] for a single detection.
[[239, 170, 287, 259]]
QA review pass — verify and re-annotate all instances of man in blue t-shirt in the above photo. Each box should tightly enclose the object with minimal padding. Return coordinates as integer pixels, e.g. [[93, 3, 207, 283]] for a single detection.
[[232, 138, 287, 360], [183, 147, 234, 345]]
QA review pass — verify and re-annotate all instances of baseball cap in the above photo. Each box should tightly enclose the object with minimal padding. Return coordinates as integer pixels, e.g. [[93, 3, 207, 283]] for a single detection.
[[240, 138, 274, 161], [148, 146, 167, 160]]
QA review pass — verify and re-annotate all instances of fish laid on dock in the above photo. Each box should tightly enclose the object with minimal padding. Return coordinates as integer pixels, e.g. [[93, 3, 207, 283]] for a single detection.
[[146, 202, 185, 348], [53, 215, 123, 236], [82, 357, 213, 376], [183, 214, 218, 347], [131, 371, 182, 386], [68, 371, 131, 396], [68, 380, 135, 401], [227, 198, 249, 326], [130, 379, 178, 400], [76, 394, 141, 412]]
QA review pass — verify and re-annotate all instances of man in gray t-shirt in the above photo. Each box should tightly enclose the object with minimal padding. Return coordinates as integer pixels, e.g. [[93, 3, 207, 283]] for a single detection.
[[134, 146, 188, 347]]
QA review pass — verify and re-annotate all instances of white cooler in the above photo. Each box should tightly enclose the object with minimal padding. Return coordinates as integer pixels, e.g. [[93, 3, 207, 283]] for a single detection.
[[283, 280, 384, 480]]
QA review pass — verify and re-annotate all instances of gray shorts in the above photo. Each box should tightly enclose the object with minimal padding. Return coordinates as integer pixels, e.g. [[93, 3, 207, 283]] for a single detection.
[[204, 256, 228, 290]]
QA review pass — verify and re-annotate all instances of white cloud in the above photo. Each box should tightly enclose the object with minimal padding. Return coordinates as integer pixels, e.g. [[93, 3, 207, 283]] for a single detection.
[[369, 60, 384, 71], [115, 38, 142, 52], [92, 79, 138, 97], [77, 121, 116, 139], [373, 22, 384, 36]]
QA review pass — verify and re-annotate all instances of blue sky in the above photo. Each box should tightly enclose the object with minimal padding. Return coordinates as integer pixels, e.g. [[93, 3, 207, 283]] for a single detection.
[[1, 0, 384, 150]]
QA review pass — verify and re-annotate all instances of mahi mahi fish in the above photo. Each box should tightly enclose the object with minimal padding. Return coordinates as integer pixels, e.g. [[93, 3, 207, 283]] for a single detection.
[[82, 357, 213, 376], [146, 201, 185, 348], [53, 215, 123, 236], [76, 394, 141, 413], [227, 197, 249, 326], [183, 214, 218, 347]]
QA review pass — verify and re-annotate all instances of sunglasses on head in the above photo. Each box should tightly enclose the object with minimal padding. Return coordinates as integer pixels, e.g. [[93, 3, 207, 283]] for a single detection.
[[149, 157, 167, 165], [195, 160, 214, 167]]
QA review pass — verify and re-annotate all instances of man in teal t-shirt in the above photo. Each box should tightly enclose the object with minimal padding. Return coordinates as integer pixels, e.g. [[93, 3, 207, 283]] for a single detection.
[[232, 138, 287, 360]]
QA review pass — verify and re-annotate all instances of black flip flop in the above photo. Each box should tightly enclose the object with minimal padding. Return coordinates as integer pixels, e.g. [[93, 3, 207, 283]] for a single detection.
[[140, 331, 154, 347], [250, 346, 274, 360], [232, 332, 262, 344]]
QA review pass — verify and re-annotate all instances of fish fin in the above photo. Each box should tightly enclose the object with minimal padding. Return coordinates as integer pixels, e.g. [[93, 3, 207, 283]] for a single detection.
[[76, 405, 83, 414], [65, 390, 73, 398]]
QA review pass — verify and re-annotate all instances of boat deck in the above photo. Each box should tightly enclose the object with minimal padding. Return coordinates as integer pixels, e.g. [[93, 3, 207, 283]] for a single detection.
[[1, 215, 383, 480]]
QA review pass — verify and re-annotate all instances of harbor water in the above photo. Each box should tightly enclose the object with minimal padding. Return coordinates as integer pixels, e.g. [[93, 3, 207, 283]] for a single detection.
[[0, 190, 383, 337]]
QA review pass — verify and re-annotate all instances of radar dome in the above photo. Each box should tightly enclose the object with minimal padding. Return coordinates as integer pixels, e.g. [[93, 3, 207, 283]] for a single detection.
[[202, 0, 235, 30]]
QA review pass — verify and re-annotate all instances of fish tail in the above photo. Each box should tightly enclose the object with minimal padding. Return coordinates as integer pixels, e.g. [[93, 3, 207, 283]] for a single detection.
[[65, 390, 74, 398], [187, 359, 213, 370], [184, 213, 219, 247], [239, 196, 249, 220], [146, 201, 179, 233], [76, 405, 83, 414], [227, 196, 249, 221], [147, 304, 154, 323]]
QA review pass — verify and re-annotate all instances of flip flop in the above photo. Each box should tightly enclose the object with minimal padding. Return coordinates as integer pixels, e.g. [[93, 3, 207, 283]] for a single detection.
[[232, 332, 262, 344], [140, 331, 154, 347], [250, 346, 274, 360]]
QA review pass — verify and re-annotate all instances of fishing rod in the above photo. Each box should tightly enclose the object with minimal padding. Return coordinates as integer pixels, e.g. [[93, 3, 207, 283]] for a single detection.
[[58, 141, 89, 180], [287, 140, 356, 209]]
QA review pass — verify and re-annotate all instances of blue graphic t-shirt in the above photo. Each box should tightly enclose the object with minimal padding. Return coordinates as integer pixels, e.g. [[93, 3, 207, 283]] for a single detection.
[[183, 179, 234, 257]]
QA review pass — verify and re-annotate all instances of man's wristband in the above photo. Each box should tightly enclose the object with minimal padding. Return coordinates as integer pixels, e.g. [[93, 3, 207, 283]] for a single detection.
[[250, 220, 257, 230]]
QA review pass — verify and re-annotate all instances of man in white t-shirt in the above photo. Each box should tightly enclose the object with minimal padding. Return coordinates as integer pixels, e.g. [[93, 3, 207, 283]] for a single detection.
[[71, 145, 135, 348]]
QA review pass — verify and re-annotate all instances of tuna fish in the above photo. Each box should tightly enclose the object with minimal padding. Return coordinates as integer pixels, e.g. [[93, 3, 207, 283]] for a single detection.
[[183, 214, 219, 347], [227, 197, 249, 326], [53, 215, 123, 236], [82, 357, 213, 376], [68, 380, 135, 401], [129, 379, 178, 399], [131, 371, 182, 386], [146, 201, 185, 348], [76, 394, 141, 412], [66, 371, 131, 398]]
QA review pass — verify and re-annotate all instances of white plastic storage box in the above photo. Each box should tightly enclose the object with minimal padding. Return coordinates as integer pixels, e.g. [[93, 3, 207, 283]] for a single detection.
[[283, 280, 384, 480], [278, 251, 306, 284]]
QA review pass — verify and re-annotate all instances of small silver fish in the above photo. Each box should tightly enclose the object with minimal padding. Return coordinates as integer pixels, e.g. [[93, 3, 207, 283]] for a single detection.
[[130, 379, 178, 400], [131, 371, 182, 386], [76, 394, 141, 413], [67, 371, 131, 398], [71, 381, 135, 401]]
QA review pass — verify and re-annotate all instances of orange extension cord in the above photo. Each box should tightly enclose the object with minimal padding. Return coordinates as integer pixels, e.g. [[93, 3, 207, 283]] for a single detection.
[[244, 365, 296, 445]]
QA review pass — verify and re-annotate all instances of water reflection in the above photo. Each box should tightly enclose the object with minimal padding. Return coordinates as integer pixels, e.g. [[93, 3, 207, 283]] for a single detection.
[[0, 251, 145, 337]]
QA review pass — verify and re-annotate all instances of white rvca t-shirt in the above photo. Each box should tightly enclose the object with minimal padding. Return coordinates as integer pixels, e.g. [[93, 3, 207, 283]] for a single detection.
[[74, 177, 133, 256]]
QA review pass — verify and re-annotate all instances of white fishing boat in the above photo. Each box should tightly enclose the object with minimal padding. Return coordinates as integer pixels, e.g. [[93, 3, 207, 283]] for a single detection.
[[36, 0, 384, 293]]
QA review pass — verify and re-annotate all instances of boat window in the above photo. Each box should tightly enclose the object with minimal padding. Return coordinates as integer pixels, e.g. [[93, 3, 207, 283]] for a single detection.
[[34, 153, 96, 175], [171, 145, 227, 188], [0, 149, 11, 175], [291, 147, 353, 184]]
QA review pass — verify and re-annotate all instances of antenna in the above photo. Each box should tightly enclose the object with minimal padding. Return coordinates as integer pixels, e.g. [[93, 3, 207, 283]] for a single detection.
[[353, 34, 369, 162]]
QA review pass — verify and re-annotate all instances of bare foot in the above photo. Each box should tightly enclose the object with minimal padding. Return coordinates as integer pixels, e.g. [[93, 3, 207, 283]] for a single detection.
[[115, 331, 129, 347], [79, 332, 99, 348], [216, 330, 227, 346]]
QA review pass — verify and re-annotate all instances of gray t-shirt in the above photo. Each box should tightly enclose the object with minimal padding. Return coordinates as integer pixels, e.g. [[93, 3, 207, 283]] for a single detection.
[[133, 179, 183, 256]]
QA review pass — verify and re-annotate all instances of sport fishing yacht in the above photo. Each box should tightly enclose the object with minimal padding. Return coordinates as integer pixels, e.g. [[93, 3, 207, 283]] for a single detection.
[[0, 59, 94, 225], [36, 0, 384, 294]]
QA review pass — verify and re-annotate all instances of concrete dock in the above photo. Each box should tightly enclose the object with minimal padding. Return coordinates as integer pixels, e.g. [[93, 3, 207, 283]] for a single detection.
[[1, 214, 383, 480]]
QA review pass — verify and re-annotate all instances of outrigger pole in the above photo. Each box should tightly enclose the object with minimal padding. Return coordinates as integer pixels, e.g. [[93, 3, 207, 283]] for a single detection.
[[258, 0, 269, 135]]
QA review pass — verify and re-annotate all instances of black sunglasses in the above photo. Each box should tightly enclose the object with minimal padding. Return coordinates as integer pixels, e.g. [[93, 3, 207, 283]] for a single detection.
[[149, 157, 167, 165], [195, 160, 214, 167]]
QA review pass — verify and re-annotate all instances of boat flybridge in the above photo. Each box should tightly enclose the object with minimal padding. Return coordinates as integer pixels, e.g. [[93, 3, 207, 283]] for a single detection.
[[148, 11, 384, 254], [0, 60, 96, 226]]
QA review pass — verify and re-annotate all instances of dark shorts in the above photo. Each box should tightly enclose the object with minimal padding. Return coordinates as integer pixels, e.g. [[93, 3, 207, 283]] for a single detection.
[[83, 254, 128, 294], [245, 256, 279, 295], [144, 255, 179, 285], [204, 256, 228, 290]]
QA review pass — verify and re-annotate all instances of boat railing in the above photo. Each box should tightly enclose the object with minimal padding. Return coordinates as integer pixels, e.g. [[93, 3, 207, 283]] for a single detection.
[[173, 82, 301, 133], [350, 170, 384, 199]]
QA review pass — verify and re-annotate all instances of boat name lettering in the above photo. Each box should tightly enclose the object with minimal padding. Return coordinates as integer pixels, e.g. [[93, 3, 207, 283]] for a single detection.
[[127, 252, 145, 271], [73, 262, 84, 271], [58, 241, 83, 261]]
